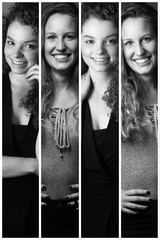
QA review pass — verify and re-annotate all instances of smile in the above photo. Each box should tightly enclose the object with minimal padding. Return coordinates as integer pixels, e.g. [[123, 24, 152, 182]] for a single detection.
[[53, 54, 70, 60], [133, 56, 151, 65], [12, 60, 27, 66], [91, 57, 110, 63]]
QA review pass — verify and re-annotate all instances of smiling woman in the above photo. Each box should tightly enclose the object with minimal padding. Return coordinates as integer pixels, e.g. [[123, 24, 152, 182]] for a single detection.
[[121, 3, 158, 237], [2, 2, 39, 238], [41, 2, 79, 237], [81, 3, 119, 237]]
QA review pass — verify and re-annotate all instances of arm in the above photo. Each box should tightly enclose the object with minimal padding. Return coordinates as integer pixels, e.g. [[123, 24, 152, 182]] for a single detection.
[[3, 155, 38, 178]]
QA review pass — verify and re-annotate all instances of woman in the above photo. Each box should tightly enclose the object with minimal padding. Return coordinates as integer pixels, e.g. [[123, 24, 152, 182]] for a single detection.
[[41, 3, 79, 237], [2, 3, 39, 237], [121, 3, 158, 237], [81, 3, 119, 237]]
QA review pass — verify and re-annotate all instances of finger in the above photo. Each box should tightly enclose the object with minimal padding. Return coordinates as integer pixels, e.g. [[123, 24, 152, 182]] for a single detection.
[[124, 202, 148, 211], [26, 64, 39, 73], [26, 74, 39, 81], [66, 192, 79, 199], [41, 193, 49, 199], [122, 208, 138, 215], [41, 185, 47, 191], [41, 202, 47, 206], [68, 200, 79, 207], [69, 184, 79, 190], [124, 189, 150, 196], [125, 196, 152, 203]]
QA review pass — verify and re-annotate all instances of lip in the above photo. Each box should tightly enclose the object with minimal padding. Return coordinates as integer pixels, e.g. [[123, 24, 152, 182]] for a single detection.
[[51, 54, 71, 62], [91, 57, 110, 64], [11, 59, 28, 67], [133, 56, 152, 66]]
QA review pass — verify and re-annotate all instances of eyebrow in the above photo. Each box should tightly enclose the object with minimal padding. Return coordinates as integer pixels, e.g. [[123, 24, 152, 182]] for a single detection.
[[122, 33, 153, 41], [45, 31, 76, 35], [6, 36, 37, 43], [83, 34, 117, 38]]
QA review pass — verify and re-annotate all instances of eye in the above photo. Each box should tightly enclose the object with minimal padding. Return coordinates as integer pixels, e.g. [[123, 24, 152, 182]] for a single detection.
[[6, 40, 14, 46], [105, 38, 117, 45], [85, 39, 94, 44], [65, 35, 75, 41], [142, 37, 151, 43], [124, 41, 133, 47], [24, 44, 37, 50], [47, 35, 56, 41]]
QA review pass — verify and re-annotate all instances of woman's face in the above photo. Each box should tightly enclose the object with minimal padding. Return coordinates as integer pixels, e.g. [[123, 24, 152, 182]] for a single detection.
[[122, 17, 157, 77], [4, 20, 38, 75], [44, 13, 78, 74], [81, 18, 118, 73]]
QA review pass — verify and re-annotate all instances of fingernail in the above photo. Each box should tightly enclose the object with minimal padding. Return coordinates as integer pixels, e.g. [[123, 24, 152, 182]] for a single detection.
[[146, 191, 150, 194], [68, 202, 71, 206], [42, 185, 47, 190], [149, 198, 152, 202], [65, 196, 69, 200], [69, 185, 72, 189]]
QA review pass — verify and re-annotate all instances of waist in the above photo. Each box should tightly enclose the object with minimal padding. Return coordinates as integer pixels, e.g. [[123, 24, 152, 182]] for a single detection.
[[82, 182, 118, 196]]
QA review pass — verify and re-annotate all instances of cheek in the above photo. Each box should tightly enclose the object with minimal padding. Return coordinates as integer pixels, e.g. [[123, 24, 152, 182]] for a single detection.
[[111, 46, 119, 58], [123, 48, 131, 62], [28, 51, 38, 64], [4, 45, 11, 58], [82, 45, 91, 59]]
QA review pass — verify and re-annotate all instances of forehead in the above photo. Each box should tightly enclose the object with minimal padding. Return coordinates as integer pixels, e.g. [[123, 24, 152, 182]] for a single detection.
[[122, 17, 154, 39], [82, 18, 117, 37], [45, 13, 77, 33], [7, 20, 35, 40]]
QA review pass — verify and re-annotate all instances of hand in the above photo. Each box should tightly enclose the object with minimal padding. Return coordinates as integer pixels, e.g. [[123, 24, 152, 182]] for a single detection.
[[121, 189, 152, 215], [66, 184, 79, 210], [25, 64, 39, 82], [41, 184, 49, 206], [81, 71, 91, 102]]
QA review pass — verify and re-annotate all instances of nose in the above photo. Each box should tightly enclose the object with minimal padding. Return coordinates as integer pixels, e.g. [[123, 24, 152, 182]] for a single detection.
[[56, 38, 66, 52], [13, 46, 23, 58], [135, 42, 145, 56], [95, 41, 105, 55]]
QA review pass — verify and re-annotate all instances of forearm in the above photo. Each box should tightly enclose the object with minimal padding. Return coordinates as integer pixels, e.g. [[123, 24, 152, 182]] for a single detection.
[[3, 155, 38, 178]]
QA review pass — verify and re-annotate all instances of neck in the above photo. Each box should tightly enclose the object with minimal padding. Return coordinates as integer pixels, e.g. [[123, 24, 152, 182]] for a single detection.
[[51, 69, 76, 92], [9, 71, 30, 89], [89, 68, 113, 96], [137, 70, 157, 89], [137, 71, 157, 105]]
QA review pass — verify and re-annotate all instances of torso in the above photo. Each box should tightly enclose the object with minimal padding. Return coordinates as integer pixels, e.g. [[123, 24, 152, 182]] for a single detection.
[[121, 105, 158, 199], [42, 104, 79, 199]]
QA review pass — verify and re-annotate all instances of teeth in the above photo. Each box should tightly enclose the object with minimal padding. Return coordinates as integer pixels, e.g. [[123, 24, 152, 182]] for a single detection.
[[54, 55, 69, 59], [134, 58, 150, 64], [93, 58, 108, 62], [12, 60, 26, 65]]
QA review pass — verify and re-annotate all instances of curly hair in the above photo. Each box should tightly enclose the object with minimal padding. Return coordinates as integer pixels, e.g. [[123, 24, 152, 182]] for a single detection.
[[3, 3, 39, 127], [121, 3, 157, 141], [41, 3, 79, 119], [81, 3, 119, 120]]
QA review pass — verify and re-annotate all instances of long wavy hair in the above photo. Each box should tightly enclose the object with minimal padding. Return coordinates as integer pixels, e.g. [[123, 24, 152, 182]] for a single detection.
[[3, 3, 39, 127], [121, 3, 157, 141], [41, 3, 79, 119], [81, 3, 119, 120]]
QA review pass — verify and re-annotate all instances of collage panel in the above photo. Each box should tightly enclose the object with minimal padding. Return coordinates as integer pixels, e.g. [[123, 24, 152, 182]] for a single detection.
[[81, 2, 119, 237], [41, 2, 79, 238], [121, 2, 158, 238], [2, 2, 39, 237]]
